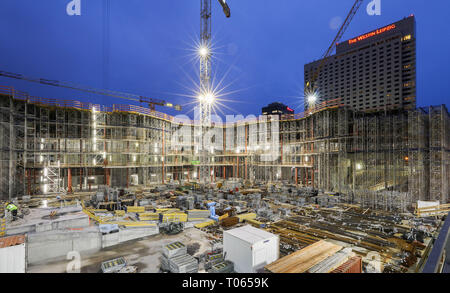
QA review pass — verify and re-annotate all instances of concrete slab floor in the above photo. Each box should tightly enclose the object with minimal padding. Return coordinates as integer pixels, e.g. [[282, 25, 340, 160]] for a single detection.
[[27, 228, 212, 273]]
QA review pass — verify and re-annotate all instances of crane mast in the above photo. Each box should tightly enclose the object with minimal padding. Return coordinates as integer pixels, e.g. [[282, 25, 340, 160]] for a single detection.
[[199, 0, 212, 126], [198, 0, 230, 183]]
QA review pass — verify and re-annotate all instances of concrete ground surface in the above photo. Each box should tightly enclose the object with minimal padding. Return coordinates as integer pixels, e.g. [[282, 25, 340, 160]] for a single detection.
[[27, 228, 211, 273]]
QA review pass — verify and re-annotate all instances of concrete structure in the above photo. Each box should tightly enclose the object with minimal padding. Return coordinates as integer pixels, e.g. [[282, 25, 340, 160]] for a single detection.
[[27, 225, 159, 265], [4, 206, 89, 236], [1, 205, 159, 265], [0, 235, 26, 273], [0, 84, 448, 211], [223, 225, 279, 273], [305, 16, 416, 112]]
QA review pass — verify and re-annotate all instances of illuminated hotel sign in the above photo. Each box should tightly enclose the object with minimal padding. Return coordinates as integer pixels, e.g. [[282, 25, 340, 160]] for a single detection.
[[348, 24, 396, 45]]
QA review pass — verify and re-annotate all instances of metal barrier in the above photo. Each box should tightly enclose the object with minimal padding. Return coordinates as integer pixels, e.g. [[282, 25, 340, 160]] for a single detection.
[[416, 204, 450, 217], [422, 212, 450, 273]]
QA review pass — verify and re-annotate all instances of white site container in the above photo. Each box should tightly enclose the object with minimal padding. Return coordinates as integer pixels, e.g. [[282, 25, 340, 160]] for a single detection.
[[0, 235, 26, 273], [223, 225, 279, 273]]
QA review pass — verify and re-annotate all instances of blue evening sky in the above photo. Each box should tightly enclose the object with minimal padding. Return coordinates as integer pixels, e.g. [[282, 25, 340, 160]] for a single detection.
[[0, 0, 449, 117]]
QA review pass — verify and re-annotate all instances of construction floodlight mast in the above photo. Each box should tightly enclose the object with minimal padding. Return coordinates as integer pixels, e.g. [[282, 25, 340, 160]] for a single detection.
[[198, 0, 230, 183], [199, 0, 230, 126], [199, 0, 213, 126]]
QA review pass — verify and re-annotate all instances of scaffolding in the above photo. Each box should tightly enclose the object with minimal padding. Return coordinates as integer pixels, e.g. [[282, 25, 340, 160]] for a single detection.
[[0, 86, 448, 210]]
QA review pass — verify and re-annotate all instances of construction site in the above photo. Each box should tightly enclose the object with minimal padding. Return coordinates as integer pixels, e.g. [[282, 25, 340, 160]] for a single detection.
[[0, 0, 449, 275]]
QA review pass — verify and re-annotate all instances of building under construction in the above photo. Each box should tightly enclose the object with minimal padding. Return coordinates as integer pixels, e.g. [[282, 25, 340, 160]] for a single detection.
[[1, 86, 448, 211], [2, 0, 450, 275]]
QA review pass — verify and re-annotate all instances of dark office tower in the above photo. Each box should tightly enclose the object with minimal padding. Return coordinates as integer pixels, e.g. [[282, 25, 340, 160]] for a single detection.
[[304, 15, 416, 112], [262, 102, 295, 116]]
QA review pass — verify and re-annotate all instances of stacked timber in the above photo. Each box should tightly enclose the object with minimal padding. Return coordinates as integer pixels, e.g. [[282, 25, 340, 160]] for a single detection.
[[331, 256, 362, 273], [138, 212, 159, 221], [159, 212, 188, 223], [236, 213, 257, 223], [194, 219, 215, 229], [246, 219, 266, 228], [221, 216, 239, 228], [126, 206, 145, 213], [265, 240, 342, 273], [308, 248, 355, 273]]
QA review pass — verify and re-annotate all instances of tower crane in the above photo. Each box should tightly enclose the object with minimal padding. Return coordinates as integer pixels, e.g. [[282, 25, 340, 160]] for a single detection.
[[197, 0, 231, 183], [305, 0, 364, 111], [198, 0, 231, 126], [0, 69, 182, 111]]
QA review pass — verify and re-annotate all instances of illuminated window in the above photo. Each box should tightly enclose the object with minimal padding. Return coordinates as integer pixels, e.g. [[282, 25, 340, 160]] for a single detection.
[[402, 35, 411, 41]]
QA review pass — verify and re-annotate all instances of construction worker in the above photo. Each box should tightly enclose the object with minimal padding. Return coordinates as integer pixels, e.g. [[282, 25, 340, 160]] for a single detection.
[[5, 202, 18, 221]]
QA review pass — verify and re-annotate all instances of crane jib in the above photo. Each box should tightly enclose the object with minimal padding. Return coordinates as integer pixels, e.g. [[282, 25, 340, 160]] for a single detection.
[[0, 71, 23, 80], [217, 0, 231, 18], [39, 79, 59, 86]]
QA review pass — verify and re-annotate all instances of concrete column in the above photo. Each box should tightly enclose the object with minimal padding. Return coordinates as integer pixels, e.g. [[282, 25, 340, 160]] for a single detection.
[[67, 168, 73, 193], [26, 170, 31, 195], [79, 168, 83, 191], [88, 168, 91, 191], [126, 168, 129, 188], [295, 168, 298, 186], [106, 168, 110, 186]]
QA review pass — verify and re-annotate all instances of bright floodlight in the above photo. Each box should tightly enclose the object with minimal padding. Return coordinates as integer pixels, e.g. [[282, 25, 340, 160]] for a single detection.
[[199, 45, 209, 57], [198, 92, 215, 104], [307, 94, 317, 104], [204, 93, 215, 104]]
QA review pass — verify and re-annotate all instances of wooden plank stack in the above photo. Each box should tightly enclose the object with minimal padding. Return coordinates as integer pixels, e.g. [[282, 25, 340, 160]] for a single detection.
[[308, 248, 355, 273], [221, 216, 239, 228], [331, 256, 362, 273], [265, 240, 342, 273]]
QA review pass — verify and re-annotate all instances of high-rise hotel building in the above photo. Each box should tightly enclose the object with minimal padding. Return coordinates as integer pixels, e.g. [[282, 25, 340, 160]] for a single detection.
[[305, 16, 416, 112]]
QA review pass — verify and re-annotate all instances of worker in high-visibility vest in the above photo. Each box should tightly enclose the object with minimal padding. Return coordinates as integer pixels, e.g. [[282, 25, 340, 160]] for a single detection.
[[5, 202, 18, 221]]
